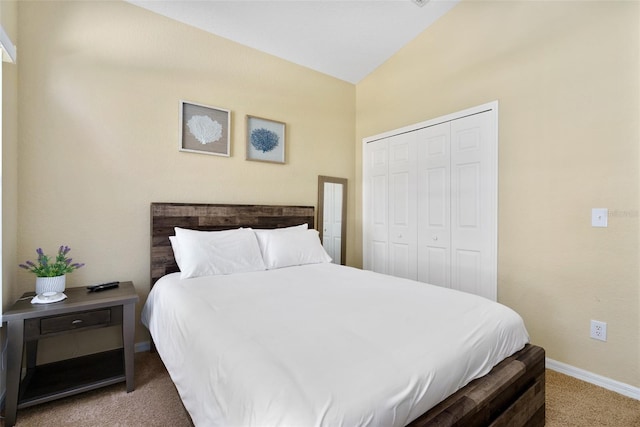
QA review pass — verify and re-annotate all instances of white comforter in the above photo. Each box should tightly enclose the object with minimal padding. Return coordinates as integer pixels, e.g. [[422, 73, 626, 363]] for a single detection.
[[142, 263, 529, 427]]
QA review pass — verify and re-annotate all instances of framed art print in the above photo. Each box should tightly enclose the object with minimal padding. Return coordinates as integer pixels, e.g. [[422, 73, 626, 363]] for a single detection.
[[180, 101, 231, 156], [246, 115, 285, 164]]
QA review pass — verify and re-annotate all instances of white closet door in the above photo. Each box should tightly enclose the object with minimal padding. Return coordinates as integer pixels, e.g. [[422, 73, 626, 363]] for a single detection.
[[388, 132, 417, 280], [363, 139, 389, 273], [450, 111, 496, 300], [416, 122, 451, 287], [363, 102, 497, 300]]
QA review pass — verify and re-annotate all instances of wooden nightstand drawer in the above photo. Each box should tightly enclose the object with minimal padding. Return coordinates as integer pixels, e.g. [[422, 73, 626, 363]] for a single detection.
[[40, 309, 112, 335], [24, 305, 123, 340]]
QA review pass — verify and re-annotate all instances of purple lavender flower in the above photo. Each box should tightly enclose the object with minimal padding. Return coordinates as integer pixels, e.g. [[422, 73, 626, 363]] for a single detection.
[[19, 245, 84, 277]]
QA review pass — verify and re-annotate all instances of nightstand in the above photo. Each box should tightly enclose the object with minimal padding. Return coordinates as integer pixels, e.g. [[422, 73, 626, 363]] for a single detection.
[[2, 282, 139, 427]]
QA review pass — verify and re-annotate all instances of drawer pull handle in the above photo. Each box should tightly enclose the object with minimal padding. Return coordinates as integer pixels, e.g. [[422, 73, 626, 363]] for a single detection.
[[71, 320, 83, 325]]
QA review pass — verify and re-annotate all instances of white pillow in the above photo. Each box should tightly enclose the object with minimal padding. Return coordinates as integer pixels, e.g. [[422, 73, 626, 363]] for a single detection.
[[254, 228, 332, 269], [173, 227, 266, 279]]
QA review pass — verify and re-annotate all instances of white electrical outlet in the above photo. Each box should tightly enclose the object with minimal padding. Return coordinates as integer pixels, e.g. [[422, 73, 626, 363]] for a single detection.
[[590, 320, 607, 341]]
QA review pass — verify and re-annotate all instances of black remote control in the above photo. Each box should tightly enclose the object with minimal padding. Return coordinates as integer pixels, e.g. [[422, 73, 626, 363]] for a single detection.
[[87, 281, 119, 292]]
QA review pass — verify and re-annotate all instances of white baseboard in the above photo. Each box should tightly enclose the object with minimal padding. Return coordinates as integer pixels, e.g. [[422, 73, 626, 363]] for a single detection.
[[546, 357, 640, 400], [135, 341, 151, 353]]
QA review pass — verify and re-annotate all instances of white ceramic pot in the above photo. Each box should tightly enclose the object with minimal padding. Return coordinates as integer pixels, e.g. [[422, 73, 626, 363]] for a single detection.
[[36, 275, 66, 294]]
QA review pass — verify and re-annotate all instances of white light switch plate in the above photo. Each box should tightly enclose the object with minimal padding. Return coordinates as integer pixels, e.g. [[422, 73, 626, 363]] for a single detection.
[[592, 208, 608, 227]]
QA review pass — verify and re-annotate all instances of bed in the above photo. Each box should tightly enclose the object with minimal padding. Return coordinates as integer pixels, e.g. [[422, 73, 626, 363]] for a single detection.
[[145, 203, 545, 427]]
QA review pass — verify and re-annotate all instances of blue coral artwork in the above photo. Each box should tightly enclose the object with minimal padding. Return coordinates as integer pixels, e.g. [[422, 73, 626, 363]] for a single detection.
[[251, 128, 279, 152], [246, 115, 286, 163]]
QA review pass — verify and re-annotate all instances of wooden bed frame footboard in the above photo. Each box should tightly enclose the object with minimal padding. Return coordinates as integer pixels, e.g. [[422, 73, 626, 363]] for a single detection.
[[409, 344, 545, 427], [150, 203, 545, 427]]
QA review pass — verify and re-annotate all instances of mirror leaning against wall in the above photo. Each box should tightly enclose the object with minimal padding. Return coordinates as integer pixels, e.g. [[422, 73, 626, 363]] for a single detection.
[[317, 176, 347, 265]]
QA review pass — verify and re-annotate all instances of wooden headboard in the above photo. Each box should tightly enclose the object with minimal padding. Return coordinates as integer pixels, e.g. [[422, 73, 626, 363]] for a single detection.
[[150, 203, 315, 286]]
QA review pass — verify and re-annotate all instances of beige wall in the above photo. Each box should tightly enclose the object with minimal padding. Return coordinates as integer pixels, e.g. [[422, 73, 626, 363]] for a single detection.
[[356, 0, 639, 387], [15, 0, 355, 359]]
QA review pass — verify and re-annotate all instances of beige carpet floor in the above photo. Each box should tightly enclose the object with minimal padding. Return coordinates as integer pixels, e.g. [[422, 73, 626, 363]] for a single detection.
[[5, 351, 640, 426]]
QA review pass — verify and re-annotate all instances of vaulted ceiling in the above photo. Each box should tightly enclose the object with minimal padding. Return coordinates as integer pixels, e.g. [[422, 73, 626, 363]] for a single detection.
[[127, 0, 460, 84]]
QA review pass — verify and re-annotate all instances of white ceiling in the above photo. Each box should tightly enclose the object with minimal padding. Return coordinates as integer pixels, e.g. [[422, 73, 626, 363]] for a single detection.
[[127, 0, 460, 84]]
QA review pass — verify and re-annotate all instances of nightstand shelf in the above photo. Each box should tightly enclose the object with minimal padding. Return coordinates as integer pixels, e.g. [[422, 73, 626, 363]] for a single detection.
[[19, 349, 125, 407], [2, 282, 139, 427]]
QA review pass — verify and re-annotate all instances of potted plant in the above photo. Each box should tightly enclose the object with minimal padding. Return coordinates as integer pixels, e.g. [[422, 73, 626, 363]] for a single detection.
[[19, 245, 85, 294]]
